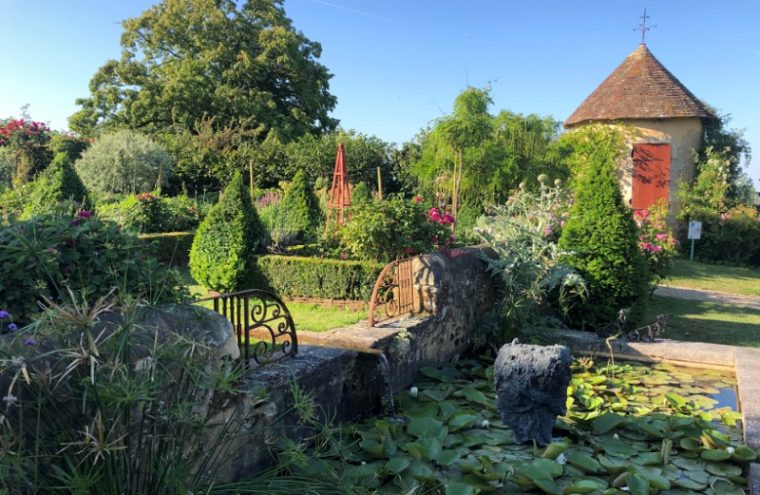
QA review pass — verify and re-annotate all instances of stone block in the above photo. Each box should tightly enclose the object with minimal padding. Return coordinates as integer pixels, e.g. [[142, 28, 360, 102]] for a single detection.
[[494, 342, 571, 445]]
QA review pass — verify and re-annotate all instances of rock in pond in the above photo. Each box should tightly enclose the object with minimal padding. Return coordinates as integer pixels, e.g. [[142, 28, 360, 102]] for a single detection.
[[493, 342, 571, 445]]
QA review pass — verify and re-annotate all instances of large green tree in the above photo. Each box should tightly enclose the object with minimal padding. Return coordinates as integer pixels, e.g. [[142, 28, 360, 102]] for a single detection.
[[70, 0, 337, 140], [410, 87, 564, 214]]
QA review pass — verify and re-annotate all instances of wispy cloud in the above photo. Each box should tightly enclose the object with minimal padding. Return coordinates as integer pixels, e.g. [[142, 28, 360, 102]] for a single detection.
[[308, 0, 398, 23]]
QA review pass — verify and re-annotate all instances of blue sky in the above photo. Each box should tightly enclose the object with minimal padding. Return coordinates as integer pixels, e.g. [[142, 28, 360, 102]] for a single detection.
[[1, 1, 758, 186]]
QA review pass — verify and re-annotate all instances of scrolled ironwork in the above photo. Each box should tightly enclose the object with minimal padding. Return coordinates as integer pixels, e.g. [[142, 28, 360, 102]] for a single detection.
[[197, 289, 298, 368], [368, 257, 419, 327]]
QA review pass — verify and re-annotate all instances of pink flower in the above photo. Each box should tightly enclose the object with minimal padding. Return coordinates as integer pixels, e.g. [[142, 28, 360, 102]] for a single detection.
[[77, 210, 92, 219], [543, 225, 554, 236], [441, 213, 455, 225], [655, 233, 668, 241], [340, 252, 348, 260], [404, 247, 414, 255], [428, 208, 441, 222], [414, 195, 423, 203], [651, 244, 664, 253], [720, 212, 730, 221]]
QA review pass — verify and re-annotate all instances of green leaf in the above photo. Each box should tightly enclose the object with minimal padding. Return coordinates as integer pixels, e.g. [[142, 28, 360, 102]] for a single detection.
[[384, 456, 411, 474], [449, 413, 477, 432], [593, 413, 626, 434], [445, 482, 474, 495]]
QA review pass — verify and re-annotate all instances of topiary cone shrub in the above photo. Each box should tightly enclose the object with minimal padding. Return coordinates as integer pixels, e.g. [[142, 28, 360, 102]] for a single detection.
[[558, 133, 650, 330], [22, 153, 90, 218], [279, 169, 322, 243], [189, 173, 263, 292]]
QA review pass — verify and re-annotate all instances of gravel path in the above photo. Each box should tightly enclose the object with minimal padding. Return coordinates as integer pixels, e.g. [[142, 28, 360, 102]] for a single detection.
[[655, 285, 760, 311]]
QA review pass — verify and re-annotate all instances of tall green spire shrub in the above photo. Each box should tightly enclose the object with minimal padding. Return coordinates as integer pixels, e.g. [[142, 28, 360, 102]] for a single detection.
[[23, 153, 90, 218], [279, 169, 322, 242], [558, 129, 649, 329], [189, 173, 263, 292]]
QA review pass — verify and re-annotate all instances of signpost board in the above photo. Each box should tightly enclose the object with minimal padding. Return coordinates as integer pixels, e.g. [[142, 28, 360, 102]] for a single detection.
[[687, 221, 702, 261]]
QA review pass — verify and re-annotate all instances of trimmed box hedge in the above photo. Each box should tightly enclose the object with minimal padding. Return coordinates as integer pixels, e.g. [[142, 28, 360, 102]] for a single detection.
[[254, 255, 385, 301], [139, 231, 195, 266]]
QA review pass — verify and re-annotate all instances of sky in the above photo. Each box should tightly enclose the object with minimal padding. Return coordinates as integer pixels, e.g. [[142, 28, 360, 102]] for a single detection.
[[1, 0, 759, 186]]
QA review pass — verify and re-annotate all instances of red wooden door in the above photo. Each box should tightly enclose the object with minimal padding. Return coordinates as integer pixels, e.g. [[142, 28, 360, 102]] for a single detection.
[[632, 143, 671, 210]]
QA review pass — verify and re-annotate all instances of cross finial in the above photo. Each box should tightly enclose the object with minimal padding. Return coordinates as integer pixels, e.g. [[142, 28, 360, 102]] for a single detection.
[[634, 8, 657, 45]]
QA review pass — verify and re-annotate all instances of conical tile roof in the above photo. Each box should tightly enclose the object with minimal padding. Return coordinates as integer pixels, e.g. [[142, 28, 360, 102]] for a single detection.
[[565, 44, 712, 127]]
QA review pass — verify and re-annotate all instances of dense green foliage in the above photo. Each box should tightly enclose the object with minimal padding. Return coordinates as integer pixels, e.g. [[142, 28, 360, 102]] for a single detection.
[[21, 154, 90, 218], [139, 231, 195, 265], [475, 179, 585, 342], [70, 0, 337, 141], [279, 170, 322, 243], [0, 118, 52, 186], [75, 130, 172, 194], [339, 196, 452, 262], [254, 255, 384, 300], [558, 128, 650, 329], [679, 146, 760, 266], [0, 211, 184, 323], [98, 193, 207, 233], [189, 173, 263, 291], [698, 109, 752, 205], [411, 87, 565, 214], [350, 181, 373, 206]]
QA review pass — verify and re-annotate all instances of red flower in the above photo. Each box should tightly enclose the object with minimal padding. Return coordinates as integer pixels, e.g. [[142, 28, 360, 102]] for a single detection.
[[77, 210, 92, 219], [404, 247, 414, 255], [414, 195, 423, 203]]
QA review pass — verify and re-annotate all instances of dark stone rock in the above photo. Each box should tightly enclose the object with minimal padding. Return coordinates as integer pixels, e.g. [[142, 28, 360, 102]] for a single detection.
[[494, 343, 571, 445]]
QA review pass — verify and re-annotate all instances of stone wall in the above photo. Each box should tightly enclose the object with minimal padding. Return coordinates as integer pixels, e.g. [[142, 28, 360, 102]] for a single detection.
[[212, 246, 498, 480]]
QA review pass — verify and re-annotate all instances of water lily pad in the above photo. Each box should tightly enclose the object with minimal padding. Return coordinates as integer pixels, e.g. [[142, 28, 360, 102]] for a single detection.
[[704, 462, 742, 477], [435, 449, 460, 466], [449, 413, 477, 432], [384, 456, 410, 474], [700, 448, 732, 461], [731, 445, 758, 462], [565, 450, 603, 474], [593, 412, 627, 434], [445, 482, 474, 495], [628, 472, 650, 495], [407, 416, 445, 439]]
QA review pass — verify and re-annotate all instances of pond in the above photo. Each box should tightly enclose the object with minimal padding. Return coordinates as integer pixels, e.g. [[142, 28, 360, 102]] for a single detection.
[[293, 356, 756, 495]]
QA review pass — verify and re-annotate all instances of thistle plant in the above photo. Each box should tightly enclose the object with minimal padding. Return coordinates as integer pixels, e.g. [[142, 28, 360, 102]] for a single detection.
[[475, 177, 586, 343]]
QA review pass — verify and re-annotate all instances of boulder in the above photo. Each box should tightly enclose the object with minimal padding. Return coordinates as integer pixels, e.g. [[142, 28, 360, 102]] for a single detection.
[[493, 342, 571, 445]]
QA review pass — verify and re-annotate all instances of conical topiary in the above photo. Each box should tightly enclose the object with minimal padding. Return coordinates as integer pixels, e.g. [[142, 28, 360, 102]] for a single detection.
[[558, 132, 649, 330], [189, 172, 263, 292], [23, 153, 90, 218], [279, 169, 322, 242]]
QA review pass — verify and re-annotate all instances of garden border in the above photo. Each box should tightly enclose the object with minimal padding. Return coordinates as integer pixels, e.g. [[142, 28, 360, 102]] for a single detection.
[[554, 329, 760, 495]]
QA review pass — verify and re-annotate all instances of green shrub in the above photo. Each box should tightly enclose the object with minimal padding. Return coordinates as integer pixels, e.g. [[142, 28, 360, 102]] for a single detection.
[[75, 130, 172, 194], [98, 193, 205, 233], [691, 206, 760, 266], [351, 181, 373, 206], [140, 231, 195, 265], [339, 196, 452, 262], [0, 147, 13, 191], [558, 131, 649, 330], [254, 255, 384, 300], [279, 169, 322, 243], [0, 211, 185, 323], [22, 153, 90, 218], [189, 173, 263, 291]]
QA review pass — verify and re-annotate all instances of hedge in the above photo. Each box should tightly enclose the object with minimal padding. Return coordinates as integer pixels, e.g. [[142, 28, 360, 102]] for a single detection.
[[139, 231, 195, 266], [253, 255, 385, 301]]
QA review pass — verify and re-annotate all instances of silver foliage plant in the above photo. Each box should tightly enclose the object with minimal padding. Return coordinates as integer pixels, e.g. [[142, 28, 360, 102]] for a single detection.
[[475, 177, 587, 341], [75, 130, 172, 194]]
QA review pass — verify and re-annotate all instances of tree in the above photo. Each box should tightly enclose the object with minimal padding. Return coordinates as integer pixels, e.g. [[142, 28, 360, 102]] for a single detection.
[[410, 88, 564, 213], [0, 118, 52, 186], [558, 126, 650, 330], [75, 130, 172, 194], [699, 108, 751, 204], [189, 173, 263, 291], [69, 0, 337, 141], [284, 130, 397, 192]]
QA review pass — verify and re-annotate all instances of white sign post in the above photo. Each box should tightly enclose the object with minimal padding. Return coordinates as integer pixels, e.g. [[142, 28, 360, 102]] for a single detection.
[[687, 221, 702, 261]]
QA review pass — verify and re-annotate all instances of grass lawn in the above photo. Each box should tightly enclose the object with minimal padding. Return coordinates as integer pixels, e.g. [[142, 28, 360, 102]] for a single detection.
[[644, 295, 760, 347], [176, 267, 364, 332], [665, 258, 760, 297]]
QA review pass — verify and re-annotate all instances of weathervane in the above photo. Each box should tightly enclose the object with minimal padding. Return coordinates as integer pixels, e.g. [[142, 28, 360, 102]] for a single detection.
[[634, 8, 657, 45]]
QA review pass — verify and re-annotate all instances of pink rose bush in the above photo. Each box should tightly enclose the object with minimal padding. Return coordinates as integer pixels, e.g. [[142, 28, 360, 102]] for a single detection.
[[634, 201, 678, 283]]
